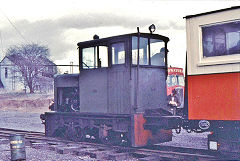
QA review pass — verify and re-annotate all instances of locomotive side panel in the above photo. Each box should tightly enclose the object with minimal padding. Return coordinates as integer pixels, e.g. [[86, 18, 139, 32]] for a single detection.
[[108, 65, 131, 114], [79, 68, 109, 113], [79, 65, 131, 114], [131, 67, 168, 112], [55, 74, 79, 88]]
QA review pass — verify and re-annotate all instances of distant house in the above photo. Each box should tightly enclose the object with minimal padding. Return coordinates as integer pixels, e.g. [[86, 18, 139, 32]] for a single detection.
[[0, 56, 57, 93], [0, 56, 23, 91]]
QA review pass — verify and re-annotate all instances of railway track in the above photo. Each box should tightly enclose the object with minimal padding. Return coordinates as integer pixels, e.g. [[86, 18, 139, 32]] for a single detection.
[[0, 128, 234, 160]]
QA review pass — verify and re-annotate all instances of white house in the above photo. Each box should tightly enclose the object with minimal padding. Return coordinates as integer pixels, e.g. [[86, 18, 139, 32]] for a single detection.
[[0, 56, 57, 93], [0, 56, 24, 92]]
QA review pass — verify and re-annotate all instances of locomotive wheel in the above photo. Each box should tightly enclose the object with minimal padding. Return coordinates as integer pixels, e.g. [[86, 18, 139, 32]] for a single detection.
[[114, 132, 130, 146], [100, 134, 113, 145], [100, 137, 110, 144], [90, 127, 100, 142], [82, 127, 91, 141], [53, 126, 66, 138], [100, 130, 129, 146], [75, 127, 84, 141], [100, 130, 115, 145], [66, 126, 83, 141]]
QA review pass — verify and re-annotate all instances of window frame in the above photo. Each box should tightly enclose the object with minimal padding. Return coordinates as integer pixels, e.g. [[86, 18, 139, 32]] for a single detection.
[[131, 35, 167, 68], [198, 20, 240, 67], [111, 41, 126, 65], [81, 45, 109, 69]]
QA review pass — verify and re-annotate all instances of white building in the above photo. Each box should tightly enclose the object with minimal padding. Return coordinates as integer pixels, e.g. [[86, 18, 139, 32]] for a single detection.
[[0, 56, 56, 93], [0, 57, 24, 92]]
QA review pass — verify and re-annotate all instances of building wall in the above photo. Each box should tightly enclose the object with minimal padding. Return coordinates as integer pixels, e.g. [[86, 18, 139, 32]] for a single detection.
[[186, 7, 240, 120], [186, 8, 240, 75], [0, 57, 54, 93], [0, 58, 25, 91]]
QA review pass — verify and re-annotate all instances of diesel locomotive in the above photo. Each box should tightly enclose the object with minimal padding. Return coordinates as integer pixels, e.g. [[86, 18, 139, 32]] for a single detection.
[[41, 6, 240, 156], [40, 27, 180, 147]]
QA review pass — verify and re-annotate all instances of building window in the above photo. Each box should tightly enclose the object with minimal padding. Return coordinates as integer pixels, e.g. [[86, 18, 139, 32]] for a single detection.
[[5, 68, 8, 78], [202, 20, 240, 57]]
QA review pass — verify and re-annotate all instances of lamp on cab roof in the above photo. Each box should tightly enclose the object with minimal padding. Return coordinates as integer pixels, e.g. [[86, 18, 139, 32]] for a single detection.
[[93, 34, 99, 40], [149, 24, 156, 34]]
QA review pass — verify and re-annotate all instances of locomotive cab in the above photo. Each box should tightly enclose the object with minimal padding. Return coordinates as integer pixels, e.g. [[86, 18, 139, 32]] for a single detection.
[[76, 33, 169, 114]]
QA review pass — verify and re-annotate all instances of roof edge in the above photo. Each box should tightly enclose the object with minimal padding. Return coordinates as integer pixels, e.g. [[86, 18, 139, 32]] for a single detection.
[[77, 32, 169, 47], [183, 6, 240, 19]]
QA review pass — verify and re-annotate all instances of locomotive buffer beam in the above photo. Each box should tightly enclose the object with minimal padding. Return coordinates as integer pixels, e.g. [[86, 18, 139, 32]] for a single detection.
[[143, 115, 182, 130]]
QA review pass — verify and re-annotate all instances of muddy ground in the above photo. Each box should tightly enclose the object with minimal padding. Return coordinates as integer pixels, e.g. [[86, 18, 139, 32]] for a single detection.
[[0, 93, 51, 132], [0, 92, 52, 113]]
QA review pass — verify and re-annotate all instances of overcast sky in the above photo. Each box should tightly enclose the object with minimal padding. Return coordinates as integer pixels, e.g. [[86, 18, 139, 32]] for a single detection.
[[0, 0, 239, 73]]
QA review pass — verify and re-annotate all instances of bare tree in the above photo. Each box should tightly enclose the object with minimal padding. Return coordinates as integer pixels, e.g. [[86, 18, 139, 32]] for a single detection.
[[6, 43, 57, 93]]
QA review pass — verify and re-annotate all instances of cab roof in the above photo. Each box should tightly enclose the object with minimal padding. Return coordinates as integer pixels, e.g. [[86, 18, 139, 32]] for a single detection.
[[77, 32, 169, 48]]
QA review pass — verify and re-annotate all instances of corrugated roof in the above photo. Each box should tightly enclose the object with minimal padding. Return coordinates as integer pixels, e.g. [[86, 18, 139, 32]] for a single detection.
[[184, 6, 240, 19]]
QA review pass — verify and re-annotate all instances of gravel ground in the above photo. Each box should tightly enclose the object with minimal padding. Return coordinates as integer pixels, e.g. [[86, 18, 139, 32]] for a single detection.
[[159, 129, 209, 150], [0, 143, 95, 161], [0, 111, 45, 133]]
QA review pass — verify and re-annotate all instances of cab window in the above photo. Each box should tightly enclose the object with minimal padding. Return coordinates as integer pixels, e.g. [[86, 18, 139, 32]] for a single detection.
[[132, 36, 165, 66], [150, 39, 165, 66], [82, 46, 108, 69], [132, 37, 148, 65], [112, 42, 125, 64]]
